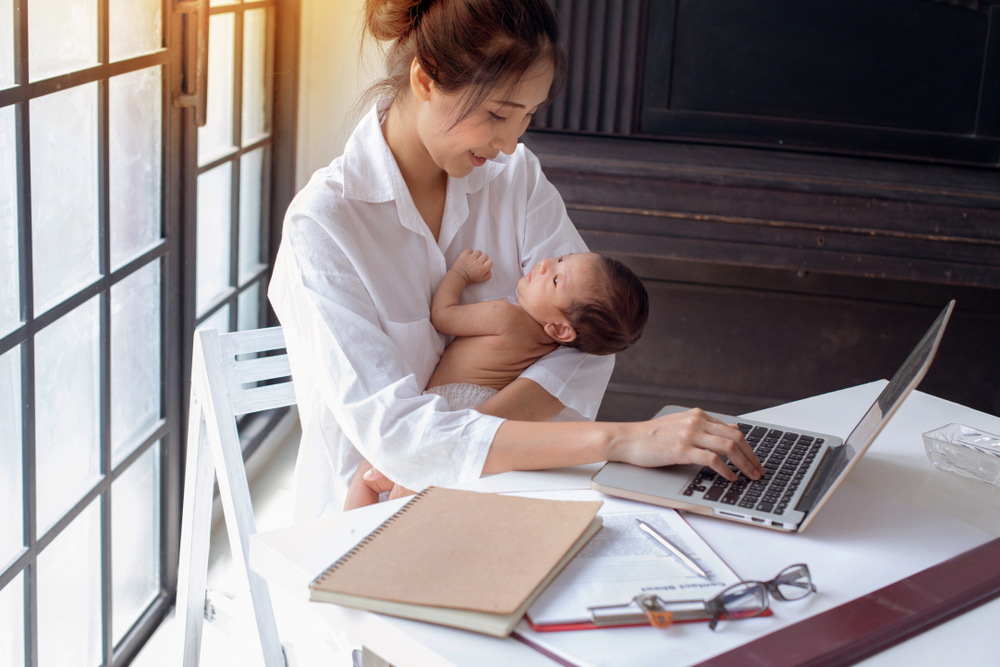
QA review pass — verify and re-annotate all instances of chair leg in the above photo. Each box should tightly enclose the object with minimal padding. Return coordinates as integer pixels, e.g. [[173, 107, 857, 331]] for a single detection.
[[209, 414, 285, 667], [177, 401, 216, 667]]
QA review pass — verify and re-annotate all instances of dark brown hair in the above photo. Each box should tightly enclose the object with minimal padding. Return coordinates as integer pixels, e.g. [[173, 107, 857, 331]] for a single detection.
[[563, 256, 649, 357], [361, 0, 566, 124]]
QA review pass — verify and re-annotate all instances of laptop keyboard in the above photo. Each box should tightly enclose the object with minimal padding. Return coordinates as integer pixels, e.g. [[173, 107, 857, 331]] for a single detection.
[[682, 424, 824, 516]]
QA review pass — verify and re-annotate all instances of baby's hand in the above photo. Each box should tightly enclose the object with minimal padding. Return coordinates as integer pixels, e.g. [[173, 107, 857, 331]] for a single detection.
[[452, 248, 493, 284]]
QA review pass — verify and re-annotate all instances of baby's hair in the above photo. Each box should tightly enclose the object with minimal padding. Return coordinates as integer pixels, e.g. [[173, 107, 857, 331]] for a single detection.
[[563, 256, 649, 357], [360, 0, 567, 126]]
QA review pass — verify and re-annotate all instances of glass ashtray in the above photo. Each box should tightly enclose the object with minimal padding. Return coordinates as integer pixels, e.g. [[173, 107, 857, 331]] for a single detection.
[[922, 423, 1000, 487]]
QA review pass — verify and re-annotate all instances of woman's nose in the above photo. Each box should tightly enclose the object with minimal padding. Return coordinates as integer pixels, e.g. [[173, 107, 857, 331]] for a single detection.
[[493, 126, 520, 155]]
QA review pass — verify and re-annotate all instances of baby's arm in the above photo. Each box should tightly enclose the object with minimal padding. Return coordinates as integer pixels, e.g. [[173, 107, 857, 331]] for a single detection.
[[432, 249, 511, 336]]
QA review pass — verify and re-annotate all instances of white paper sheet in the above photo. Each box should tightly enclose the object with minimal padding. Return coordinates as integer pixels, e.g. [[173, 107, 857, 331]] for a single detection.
[[517, 490, 742, 626]]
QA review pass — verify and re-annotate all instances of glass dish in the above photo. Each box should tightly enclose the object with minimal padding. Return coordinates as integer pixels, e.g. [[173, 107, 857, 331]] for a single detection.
[[922, 423, 1000, 487]]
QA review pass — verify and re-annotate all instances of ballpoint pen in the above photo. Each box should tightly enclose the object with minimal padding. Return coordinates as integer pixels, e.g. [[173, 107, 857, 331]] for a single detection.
[[636, 519, 710, 579]]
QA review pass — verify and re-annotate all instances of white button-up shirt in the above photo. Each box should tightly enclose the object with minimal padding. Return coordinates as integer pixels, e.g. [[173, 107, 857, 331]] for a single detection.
[[269, 103, 614, 520]]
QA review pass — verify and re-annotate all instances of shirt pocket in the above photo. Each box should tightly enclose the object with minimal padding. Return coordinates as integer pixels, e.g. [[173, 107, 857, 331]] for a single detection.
[[379, 317, 446, 390]]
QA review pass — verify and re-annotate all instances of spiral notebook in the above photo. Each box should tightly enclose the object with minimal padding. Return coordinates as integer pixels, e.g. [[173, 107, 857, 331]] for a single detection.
[[309, 486, 604, 637]]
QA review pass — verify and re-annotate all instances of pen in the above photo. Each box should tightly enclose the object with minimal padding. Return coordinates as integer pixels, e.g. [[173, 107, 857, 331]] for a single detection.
[[636, 519, 709, 579]]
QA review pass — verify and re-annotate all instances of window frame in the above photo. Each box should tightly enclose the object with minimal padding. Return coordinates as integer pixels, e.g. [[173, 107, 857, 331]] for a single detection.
[[0, 0, 299, 663]]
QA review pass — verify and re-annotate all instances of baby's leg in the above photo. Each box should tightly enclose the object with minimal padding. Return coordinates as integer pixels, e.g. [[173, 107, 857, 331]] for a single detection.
[[344, 458, 383, 510]]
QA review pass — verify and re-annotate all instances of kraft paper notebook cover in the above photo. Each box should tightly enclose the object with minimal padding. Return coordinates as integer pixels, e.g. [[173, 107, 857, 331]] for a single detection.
[[309, 486, 603, 637]]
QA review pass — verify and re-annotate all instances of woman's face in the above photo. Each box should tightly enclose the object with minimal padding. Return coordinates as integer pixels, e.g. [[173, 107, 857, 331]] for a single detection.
[[415, 59, 555, 179]]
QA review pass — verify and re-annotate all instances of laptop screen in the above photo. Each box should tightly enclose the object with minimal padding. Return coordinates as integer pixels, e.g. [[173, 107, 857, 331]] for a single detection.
[[802, 301, 954, 514]]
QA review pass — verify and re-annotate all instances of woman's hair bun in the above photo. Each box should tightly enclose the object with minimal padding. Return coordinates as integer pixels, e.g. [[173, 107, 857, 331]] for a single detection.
[[364, 0, 438, 42]]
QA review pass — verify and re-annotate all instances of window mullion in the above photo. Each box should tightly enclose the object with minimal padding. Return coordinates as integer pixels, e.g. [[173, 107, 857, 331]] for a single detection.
[[97, 0, 113, 663], [230, 7, 245, 332], [12, 0, 38, 665]]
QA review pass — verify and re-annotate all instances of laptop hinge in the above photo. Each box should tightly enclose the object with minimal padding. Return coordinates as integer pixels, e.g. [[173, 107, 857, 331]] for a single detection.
[[796, 445, 846, 514]]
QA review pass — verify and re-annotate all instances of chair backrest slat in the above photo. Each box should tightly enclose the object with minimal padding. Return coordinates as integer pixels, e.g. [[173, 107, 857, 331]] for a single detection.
[[223, 326, 287, 357], [235, 355, 292, 385], [209, 327, 296, 416], [231, 382, 297, 416]]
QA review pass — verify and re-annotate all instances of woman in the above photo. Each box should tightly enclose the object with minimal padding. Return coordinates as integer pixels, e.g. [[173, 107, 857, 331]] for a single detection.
[[269, 0, 763, 520]]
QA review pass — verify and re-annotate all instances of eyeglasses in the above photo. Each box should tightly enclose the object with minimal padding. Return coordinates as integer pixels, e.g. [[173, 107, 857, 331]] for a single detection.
[[588, 563, 817, 631]]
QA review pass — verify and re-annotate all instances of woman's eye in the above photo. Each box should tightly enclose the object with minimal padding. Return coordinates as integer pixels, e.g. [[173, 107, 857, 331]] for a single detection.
[[558, 256, 563, 263], [489, 111, 507, 122], [553, 275, 558, 286]]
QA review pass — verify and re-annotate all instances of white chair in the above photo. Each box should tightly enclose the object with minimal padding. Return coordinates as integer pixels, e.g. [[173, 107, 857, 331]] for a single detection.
[[177, 326, 296, 667]]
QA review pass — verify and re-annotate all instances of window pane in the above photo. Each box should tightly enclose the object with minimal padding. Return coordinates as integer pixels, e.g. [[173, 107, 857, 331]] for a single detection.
[[198, 13, 235, 165], [112, 441, 160, 646], [198, 305, 230, 334], [0, 0, 13, 88], [242, 8, 268, 144], [30, 83, 99, 315], [0, 571, 25, 667], [0, 105, 18, 336], [109, 0, 162, 62], [237, 283, 259, 332], [35, 297, 101, 534], [28, 0, 98, 81], [210, 0, 238, 6], [196, 163, 233, 314], [110, 66, 163, 270], [111, 262, 161, 467], [238, 148, 263, 282], [0, 347, 21, 568], [37, 500, 101, 667]]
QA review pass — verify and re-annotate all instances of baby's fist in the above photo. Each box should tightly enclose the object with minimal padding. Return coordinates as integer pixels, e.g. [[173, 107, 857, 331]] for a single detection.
[[453, 249, 493, 283]]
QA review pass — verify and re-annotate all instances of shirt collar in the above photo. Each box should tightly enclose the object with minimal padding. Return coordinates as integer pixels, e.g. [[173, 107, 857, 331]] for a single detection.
[[341, 100, 510, 204]]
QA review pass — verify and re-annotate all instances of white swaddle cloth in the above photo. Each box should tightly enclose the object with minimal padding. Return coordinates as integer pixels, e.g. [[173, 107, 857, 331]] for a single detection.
[[423, 382, 499, 410]]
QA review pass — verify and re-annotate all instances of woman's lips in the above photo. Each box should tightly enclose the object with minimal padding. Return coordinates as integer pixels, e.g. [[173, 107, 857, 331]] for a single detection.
[[470, 151, 487, 167]]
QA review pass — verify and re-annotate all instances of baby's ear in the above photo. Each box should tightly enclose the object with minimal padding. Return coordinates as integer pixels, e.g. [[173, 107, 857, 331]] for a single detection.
[[544, 321, 577, 344]]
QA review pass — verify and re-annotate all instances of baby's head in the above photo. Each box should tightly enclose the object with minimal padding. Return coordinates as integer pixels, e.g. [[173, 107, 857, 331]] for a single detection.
[[517, 253, 649, 355]]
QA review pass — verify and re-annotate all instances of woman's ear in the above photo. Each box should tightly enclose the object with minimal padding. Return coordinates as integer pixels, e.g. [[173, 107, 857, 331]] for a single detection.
[[544, 320, 577, 345], [410, 58, 433, 103]]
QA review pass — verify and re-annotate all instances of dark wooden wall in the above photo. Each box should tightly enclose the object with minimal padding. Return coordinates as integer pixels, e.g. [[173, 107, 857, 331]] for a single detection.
[[530, 0, 1000, 420]]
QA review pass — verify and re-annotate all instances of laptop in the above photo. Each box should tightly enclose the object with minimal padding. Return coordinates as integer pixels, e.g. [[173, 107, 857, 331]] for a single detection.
[[591, 300, 955, 533]]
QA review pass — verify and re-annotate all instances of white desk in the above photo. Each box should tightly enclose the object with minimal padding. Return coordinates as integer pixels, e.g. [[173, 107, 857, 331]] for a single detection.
[[250, 383, 1000, 667]]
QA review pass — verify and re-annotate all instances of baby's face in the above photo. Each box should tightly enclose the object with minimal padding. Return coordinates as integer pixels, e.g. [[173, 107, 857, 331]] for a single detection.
[[517, 253, 601, 327]]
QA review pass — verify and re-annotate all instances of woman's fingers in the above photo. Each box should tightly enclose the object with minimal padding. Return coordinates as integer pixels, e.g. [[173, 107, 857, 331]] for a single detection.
[[680, 410, 763, 477], [361, 467, 397, 494], [388, 484, 416, 500], [616, 409, 763, 481]]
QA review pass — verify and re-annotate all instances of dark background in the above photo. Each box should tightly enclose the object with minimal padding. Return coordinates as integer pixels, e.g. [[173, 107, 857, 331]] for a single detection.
[[528, 0, 1000, 419]]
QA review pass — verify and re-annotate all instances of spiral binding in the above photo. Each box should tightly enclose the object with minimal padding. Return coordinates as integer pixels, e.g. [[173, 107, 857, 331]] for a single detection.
[[311, 487, 433, 588]]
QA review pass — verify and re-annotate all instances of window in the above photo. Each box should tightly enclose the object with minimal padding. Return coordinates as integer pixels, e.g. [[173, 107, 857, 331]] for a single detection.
[[0, 0, 296, 664]]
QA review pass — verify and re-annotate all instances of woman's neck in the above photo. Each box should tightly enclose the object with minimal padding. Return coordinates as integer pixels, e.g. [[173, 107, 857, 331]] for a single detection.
[[382, 99, 448, 200], [381, 98, 449, 241]]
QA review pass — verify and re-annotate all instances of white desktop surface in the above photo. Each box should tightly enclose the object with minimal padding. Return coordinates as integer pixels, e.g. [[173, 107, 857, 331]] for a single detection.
[[250, 383, 1000, 667]]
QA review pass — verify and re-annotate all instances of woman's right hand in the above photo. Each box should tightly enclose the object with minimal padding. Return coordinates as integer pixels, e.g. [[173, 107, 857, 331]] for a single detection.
[[609, 409, 764, 482]]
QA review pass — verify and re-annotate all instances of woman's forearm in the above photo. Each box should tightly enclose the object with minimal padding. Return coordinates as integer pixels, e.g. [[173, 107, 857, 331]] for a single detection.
[[483, 418, 616, 473], [484, 410, 765, 483]]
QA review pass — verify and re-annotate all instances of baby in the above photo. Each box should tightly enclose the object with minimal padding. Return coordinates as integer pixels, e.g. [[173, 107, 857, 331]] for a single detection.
[[344, 249, 650, 509]]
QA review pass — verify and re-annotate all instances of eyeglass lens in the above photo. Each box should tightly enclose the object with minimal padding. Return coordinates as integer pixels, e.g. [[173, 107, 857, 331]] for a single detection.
[[718, 583, 768, 621], [772, 564, 814, 601]]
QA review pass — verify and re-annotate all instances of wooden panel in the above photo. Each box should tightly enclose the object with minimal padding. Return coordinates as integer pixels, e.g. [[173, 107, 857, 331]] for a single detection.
[[669, 0, 987, 134], [535, 0, 647, 134]]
